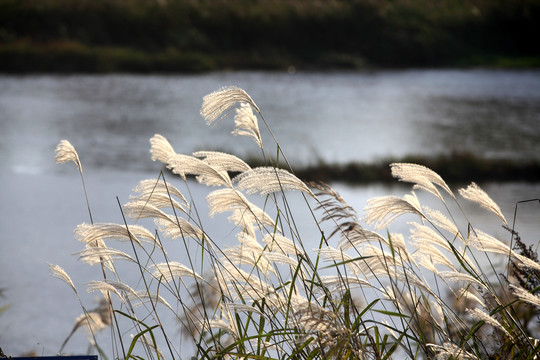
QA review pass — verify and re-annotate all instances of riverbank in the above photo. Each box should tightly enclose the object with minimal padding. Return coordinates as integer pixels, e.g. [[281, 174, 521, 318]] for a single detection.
[[247, 152, 540, 185], [1, 0, 539, 73]]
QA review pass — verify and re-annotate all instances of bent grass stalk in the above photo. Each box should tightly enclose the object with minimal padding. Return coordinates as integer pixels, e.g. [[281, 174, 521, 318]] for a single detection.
[[52, 87, 540, 359]]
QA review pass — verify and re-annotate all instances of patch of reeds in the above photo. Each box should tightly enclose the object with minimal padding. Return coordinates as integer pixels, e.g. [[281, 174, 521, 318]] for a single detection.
[[52, 87, 540, 359]]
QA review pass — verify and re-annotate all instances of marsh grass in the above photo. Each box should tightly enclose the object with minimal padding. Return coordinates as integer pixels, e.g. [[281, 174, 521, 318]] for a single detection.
[[53, 87, 540, 359]]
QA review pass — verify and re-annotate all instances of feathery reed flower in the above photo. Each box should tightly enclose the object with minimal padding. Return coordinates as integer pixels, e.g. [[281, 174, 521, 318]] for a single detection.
[[154, 217, 204, 241], [364, 192, 424, 229], [151, 262, 203, 283], [459, 182, 508, 226], [437, 271, 487, 290], [193, 151, 252, 173], [456, 287, 486, 308], [234, 167, 314, 197], [470, 230, 540, 271], [74, 222, 158, 249], [131, 178, 188, 209], [337, 227, 388, 251], [207, 188, 277, 230], [424, 207, 465, 242], [466, 308, 512, 338], [427, 342, 479, 360], [200, 86, 260, 126], [391, 163, 455, 200], [86, 279, 139, 302], [74, 299, 111, 344], [232, 103, 263, 148], [262, 233, 302, 256], [55, 140, 82, 174], [49, 264, 77, 294], [509, 284, 540, 308], [166, 153, 232, 186], [77, 247, 135, 269], [149, 134, 175, 163]]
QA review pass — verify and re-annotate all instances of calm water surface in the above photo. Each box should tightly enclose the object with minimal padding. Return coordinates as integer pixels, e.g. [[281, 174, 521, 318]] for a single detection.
[[1, 70, 540, 173], [1, 70, 539, 357]]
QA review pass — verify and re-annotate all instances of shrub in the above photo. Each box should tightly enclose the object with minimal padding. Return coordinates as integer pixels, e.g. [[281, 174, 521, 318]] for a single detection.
[[52, 87, 540, 359]]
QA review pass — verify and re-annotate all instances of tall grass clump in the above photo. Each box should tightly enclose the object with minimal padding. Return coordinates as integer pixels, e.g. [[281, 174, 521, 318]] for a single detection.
[[52, 87, 540, 359]]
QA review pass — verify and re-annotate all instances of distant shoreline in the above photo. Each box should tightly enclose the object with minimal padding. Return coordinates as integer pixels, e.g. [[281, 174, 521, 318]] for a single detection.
[[1, 0, 539, 73], [1, 42, 539, 74], [244, 152, 540, 185]]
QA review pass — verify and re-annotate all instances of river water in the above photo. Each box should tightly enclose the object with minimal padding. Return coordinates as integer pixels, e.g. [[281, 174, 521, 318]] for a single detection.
[[1, 70, 539, 357]]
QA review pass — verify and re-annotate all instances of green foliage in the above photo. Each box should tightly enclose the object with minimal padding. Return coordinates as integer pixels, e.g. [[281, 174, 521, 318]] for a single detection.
[[1, 0, 539, 72]]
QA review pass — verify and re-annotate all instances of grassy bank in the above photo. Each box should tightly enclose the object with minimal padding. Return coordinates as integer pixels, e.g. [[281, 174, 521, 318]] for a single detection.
[[246, 152, 540, 185], [1, 0, 539, 72]]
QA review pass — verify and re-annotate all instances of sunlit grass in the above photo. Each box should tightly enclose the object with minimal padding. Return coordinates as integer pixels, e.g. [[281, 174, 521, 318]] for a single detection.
[[53, 87, 540, 359]]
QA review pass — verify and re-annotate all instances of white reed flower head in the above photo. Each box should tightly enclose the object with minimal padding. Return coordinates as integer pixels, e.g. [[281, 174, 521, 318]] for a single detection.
[[132, 178, 188, 208], [427, 342, 479, 360], [469, 230, 510, 255], [509, 284, 540, 308], [200, 86, 260, 126], [131, 290, 174, 312], [207, 188, 276, 230], [150, 134, 176, 163], [457, 287, 486, 308], [415, 246, 457, 273], [69, 299, 111, 347], [388, 232, 414, 263], [320, 275, 373, 292], [151, 262, 203, 283], [423, 206, 464, 242], [316, 245, 398, 283], [77, 247, 135, 270], [338, 227, 388, 251], [232, 103, 263, 148], [467, 308, 511, 338], [391, 163, 455, 200], [234, 167, 314, 197], [262, 234, 302, 255], [459, 182, 507, 226], [155, 216, 204, 241], [75, 312, 108, 345], [364, 192, 424, 229], [468, 230, 540, 271], [74, 222, 158, 249], [264, 251, 298, 267], [86, 279, 139, 303], [55, 140, 82, 174], [124, 200, 172, 223], [207, 319, 239, 340], [165, 153, 232, 186], [437, 271, 487, 290], [49, 264, 77, 294], [410, 222, 452, 253], [225, 234, 275, 276], [193, 151, 252, 173]]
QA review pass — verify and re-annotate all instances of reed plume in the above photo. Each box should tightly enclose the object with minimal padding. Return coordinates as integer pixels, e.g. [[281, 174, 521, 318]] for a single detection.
[[200, 86, 260, 125], [459, 182, 508, 226], [55, 140, 82, 173]]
